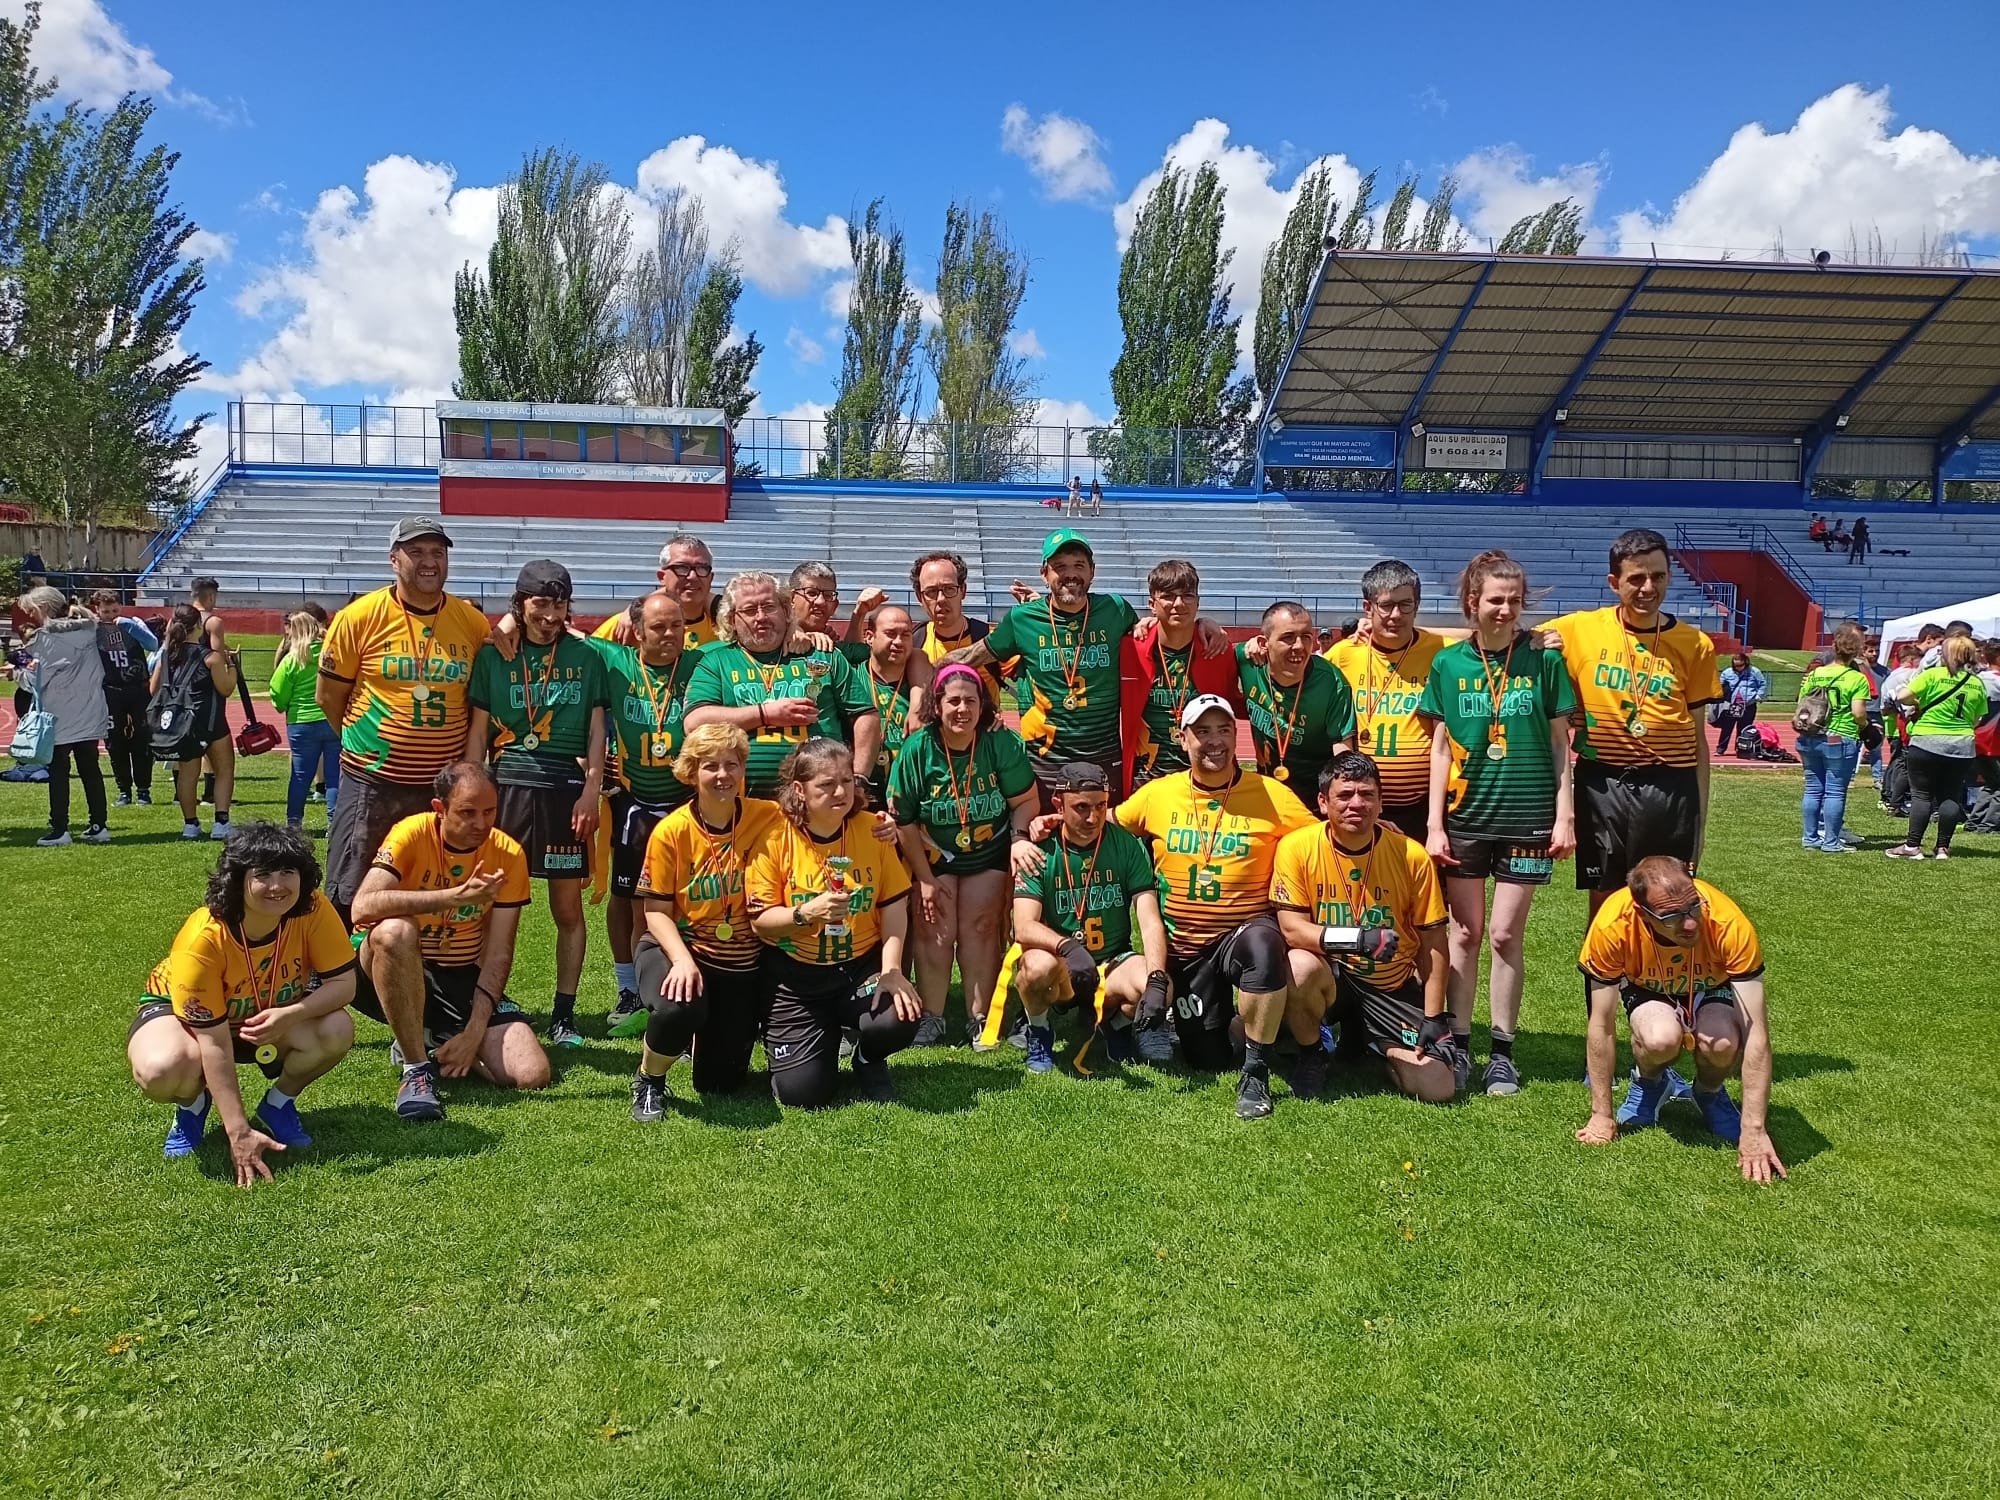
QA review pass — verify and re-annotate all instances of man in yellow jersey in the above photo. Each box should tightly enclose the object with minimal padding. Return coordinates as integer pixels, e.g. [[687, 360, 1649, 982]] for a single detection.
[[1576, 856, 1787, 1182], [591, 533, 722, 651], [1115, 695, 1317, 1118], [350, 761, 549, 1121], [910, 548, 1017, 703], [318, 517, 494, 917], [1325, 561, 1446, 842], [1272, 751, 1458, 1104], [1543, 529, 1723, 912]]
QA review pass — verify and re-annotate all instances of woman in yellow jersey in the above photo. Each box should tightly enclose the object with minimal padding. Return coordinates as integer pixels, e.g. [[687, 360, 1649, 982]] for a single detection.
[[629, 724, 785, 1119], [747, 738, 921, 1107], [127, 823, 357, 1185]]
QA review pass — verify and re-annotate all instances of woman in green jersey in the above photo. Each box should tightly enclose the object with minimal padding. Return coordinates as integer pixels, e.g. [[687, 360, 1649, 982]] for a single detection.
[[1887, 634, 1988, 860], [1416, 551, 1578, 1096], [888, 663, 1041, 1046]]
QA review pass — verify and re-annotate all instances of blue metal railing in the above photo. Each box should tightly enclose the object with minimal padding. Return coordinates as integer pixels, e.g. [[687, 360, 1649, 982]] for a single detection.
[[1673, 522, 1820, 599], [136, 456, 233, 590]]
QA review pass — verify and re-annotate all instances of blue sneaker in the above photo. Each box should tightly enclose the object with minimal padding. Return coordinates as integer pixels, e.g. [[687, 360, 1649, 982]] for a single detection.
[[1664, 1066, 1695, 1102], [1800, 837, 1822, 851], [1694, 1085, 1742, 1143], [255, 1091, 313, 1150], [1615, 1070, 1670, 1129], [1102, 1024, 1138, 1064], [163, 1099, 209, 1158], [1024, 1024, 1056, 1074]]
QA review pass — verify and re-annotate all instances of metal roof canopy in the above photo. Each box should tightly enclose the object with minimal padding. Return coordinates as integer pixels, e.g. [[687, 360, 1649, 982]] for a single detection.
[[1267, 252, 2000, 458]]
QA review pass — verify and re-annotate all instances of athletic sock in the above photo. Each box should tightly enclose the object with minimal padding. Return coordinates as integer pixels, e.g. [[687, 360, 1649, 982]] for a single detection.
[[1489, 1028, 1516, 1060], [614, 962, 638, 995], [1452, 1030, 1472, 1055], [264, 1085, 295, 1108], [1025, 1013, 1053, 1033], [1243, 1038, 1271, 1076], [552, 991, 577, 1024], [183, 1090, 209, 1113]]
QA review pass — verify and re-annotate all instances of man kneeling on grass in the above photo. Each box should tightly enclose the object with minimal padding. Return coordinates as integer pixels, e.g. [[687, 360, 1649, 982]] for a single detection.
[[128, 822, 358, 1186], [350, 760, 551, 1122], [1575, 855, 1787, 1182]]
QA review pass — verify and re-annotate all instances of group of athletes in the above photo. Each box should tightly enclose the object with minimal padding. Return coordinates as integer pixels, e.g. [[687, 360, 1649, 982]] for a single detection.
[[125, 514, 1789, 1187]]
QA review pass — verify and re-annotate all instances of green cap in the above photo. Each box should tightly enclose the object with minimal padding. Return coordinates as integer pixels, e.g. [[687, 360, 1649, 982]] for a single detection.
[[1041, 528, 1093, 563]]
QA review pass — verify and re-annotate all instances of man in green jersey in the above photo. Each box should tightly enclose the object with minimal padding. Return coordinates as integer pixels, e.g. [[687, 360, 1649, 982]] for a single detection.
[[1237, 601, 1357, 795], [840, 602, 928, 806], [1008, 762, 1171, 1073], [590, 590, 699, 1036], [465, 560, 611, 1047], [683, 571, 881, 798]]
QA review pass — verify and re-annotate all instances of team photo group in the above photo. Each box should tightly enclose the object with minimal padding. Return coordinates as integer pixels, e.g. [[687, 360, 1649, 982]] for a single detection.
[[115, 515, 1799, 1187]]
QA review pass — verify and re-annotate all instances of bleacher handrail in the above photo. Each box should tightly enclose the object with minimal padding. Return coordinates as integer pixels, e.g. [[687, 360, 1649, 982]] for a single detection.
[[1672, 521, 1821, 600], [136, 455, 233, 588]]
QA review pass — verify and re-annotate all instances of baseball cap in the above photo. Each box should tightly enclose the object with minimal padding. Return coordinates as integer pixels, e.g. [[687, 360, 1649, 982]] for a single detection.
[[1179, 693, 1236, 730], [514, 559, 573, 602], [1053, 761, 1110, 794], [389, 515, 452, 549], [1041, 529, 1093, 564]]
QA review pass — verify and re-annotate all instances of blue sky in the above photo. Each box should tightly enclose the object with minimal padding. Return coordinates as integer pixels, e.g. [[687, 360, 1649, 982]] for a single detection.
[[14, 0, 2000, 463]]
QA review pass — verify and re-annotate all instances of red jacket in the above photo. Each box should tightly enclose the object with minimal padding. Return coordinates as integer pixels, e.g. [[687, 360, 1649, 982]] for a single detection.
[[1118, 628, 1245, 797]]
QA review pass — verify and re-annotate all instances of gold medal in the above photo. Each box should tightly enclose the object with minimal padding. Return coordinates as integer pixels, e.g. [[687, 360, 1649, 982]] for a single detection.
[[1486, 742, 1507, 762], [1274, 764, 1291, 782], [651, 735, 670, 758], [1628, 721, 1648, 739], [521, 732, 540, 751], [714, 920, 735, 942], [254, 1043, 278, 1065], [956, 829, 973, 851], [410, 684, 430, 702], [1063, 693, 1078, 711]]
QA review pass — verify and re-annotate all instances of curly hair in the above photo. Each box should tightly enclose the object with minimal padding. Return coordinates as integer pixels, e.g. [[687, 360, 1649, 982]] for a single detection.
[[775, 737, 858, 830], [205, 821, 322, 929], [714, 571, 790, 645], [914, 663, 997, 736], [673, 722, 749, 785]]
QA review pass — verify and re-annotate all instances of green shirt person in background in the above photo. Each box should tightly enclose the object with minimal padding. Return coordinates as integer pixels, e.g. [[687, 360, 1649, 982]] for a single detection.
[[1237, 601, 1356, 794], [270, 608, 339, 829], [1887, 635, 1990, 860], [1796, 622, 1875, 853]]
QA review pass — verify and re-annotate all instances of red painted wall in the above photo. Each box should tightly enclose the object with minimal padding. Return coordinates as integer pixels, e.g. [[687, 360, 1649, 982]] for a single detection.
[[1675, 549, 1814, 649], [441, 475, 729, 522]]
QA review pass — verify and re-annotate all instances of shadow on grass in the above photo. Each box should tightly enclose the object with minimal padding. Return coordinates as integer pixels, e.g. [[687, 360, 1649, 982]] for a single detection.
[[1513, 1032, 1856, 1088], [191, 1104, 500, 1182], [884, 1056, 1025, 1114], [1656, 1101, 1831, 1173]]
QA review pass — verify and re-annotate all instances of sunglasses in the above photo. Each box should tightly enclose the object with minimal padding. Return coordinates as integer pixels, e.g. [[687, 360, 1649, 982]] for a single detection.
[[665, 562, 713, 579], [1638, 894, 1704, 925]]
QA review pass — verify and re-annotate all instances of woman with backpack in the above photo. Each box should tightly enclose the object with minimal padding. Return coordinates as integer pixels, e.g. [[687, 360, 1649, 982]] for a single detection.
[[1795, 622, 1873, 852], [8, 587, 111, 845], [268, 609, 339, 829], [1886, 635, 1987, 861], [149, 603, 237, 842]]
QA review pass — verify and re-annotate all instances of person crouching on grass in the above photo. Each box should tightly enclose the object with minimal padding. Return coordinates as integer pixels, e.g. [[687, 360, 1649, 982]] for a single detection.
[[127, 822, 358, 1185], [745, 738, 923, 1107], [1576, 855, 1786, 1182]]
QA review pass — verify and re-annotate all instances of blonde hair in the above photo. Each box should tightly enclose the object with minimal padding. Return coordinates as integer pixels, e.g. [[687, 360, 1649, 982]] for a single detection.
[[714, 571, 788, 645], [276, 608, 325, 667], [1940, 635, 1978, 673], [672, 722, 749, 784]]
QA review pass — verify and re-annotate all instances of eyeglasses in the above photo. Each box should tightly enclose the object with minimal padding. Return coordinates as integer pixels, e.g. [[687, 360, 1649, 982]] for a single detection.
[[918, 584, 962, 600], [798, 587, 838, 603], [1152, 590, 1198, 603], [665, 562, 713, 579], [1638, 894, 1703, 926]]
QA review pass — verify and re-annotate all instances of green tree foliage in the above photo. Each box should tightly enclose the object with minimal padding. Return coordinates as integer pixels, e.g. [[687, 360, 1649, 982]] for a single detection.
[[1107, 163, 1252, 485], [0, 3, 207, 564], [821, 199, 921, 479], [618, 188, 708, 407], [925, 202, 1036, 482], [1497, 200, 1586, 255], [453, 147, 630, 402], [684, 254, 761, 429], [1252, 164, 1336, 410]]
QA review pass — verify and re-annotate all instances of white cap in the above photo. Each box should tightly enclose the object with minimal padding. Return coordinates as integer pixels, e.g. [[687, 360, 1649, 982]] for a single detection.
[[1179, 693, 1236, 729]]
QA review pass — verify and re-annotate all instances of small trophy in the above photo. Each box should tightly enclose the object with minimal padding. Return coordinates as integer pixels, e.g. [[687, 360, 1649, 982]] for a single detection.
[[824, 855, 853, 938]]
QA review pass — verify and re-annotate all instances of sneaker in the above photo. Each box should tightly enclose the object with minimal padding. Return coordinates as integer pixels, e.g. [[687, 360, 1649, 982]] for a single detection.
[[852, 1053, 896, 1103], [395, 1063, 445, 1122], [1694, 1084, 1742, 1144], [35, 829, 70, 847], [1449, 1038, 1473, 1095], [1800, 837, 1822, 850], [388, 1037, 409, 1070], [1615, 1069, 1669, 1129], [1664, 1067, 1695, 1103], [254, 1091, 313, 1150], [1934, 847, 1952, 861], [209, 821, 232, 841], [136, 791, 153, 805], [81, 824, 110, 845], [963, 1016, 992, 1049], [1102, 1024, 1139, 1064], [630, 1071, 668, 1123], [1818, 838, 1852, 854], [1023, 1024, 1056, 1074], [1235, 1067, 1275, 1120], [607, 990, 648, 1039], [163, 1099, 210, 1158], [911, 1014, 948, 1048], [181, 822, 204, 841], [546, 1017, 584, 1049], [1135, 1023, 1175, 1063], [113, 792, 133, 807], [1006, 1014, 1031, 1051], [1483, 1053, 1522, 1096], [1290, 1046, 1330, 1102], [1884, 844, 1926, 860]]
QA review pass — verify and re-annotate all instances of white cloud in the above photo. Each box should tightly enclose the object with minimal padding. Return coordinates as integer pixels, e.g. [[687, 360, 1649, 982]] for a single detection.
[[181, 227, 234, 264], [1002, 105, 1114, 202], [821, 277, 853, 319], [633, 136, 848, 297], [8, 0, 234, 119], [1451, 146, 1603, 248], [213, 155, 500, 402], [1610, 85, 2000, 260], [784, 327, 825, 365], [1009, 328, 1045, 359], [1033, 398, 1106, 429]]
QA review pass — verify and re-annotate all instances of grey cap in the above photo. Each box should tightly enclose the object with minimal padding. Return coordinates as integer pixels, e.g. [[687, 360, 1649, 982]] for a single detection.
[[389, 515, 452, 549]]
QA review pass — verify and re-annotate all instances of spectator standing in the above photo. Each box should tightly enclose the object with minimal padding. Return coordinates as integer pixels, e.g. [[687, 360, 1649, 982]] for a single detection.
[[1886, 636, 1986, 860], [1088, 478, 1104, 516], [14, 586, 110, 845], [1847, 516, 1872, 565], [1066, 475, 1083, 515], [1713, 652, 1767, 755], [189, 577, 236, 837], [149, 603, 236, 840], [1796, 623, 1872, 852], [91, 589, 155, 807], [269, 609, 339, 830]]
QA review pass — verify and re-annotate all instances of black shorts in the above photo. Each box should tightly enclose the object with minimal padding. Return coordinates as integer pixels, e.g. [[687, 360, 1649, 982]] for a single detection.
[[496, 781, 590, 881], [1616, 982, 1742, 1020], [1380, 799, 1430, 842], [1444, 833, 1554, 886], [609, 791, 680, 898], [761, 949, 883, 1076], [350, 960, 531, 1042], [326, 771, 436, 909], [1330, 970, 1433, 1055], [1574, 761, 1699, 892], [130, 999, 284, 1079], [1166, 914, 1289, 1054]]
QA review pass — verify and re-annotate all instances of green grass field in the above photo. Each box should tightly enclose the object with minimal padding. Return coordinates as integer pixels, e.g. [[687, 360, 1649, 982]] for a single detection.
[[1, 757, 1995, 1499]]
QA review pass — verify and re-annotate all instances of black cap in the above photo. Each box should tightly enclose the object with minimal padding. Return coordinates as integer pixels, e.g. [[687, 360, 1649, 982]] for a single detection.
[[389, 515, 452, 549], [514, 559, 573, 602], [1054, 761, 1110, 794]]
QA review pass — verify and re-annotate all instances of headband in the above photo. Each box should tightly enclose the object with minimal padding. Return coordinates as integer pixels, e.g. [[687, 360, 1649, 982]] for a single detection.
[[932, 662, 985, 694]]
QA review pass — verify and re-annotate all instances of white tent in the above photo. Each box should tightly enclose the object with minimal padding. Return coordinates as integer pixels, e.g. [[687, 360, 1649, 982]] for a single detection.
[[1878, 591, 2000, 658]]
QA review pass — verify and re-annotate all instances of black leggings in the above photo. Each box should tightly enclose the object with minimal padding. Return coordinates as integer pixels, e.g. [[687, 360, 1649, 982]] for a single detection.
[[633, 935, 762, 1095], [762, 949, 919, 1109], [1904, 744, 1970, 850], [48, 741, 107, 831]]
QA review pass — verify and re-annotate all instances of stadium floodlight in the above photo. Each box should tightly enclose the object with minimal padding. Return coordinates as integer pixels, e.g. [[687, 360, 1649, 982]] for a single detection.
[[1410, 422, 1426, 438], [1959, 434, 1972, 447], [1554, 407, 1569, 423], [1835, 413, 1850, 428], [1812, 249, 1832, 268]]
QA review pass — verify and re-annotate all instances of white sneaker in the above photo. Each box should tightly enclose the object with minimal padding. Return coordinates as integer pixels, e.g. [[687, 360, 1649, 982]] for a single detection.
[[35, 830, 71, 847], [209, 821, 233, 841], [81, 824, 111, 844]]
